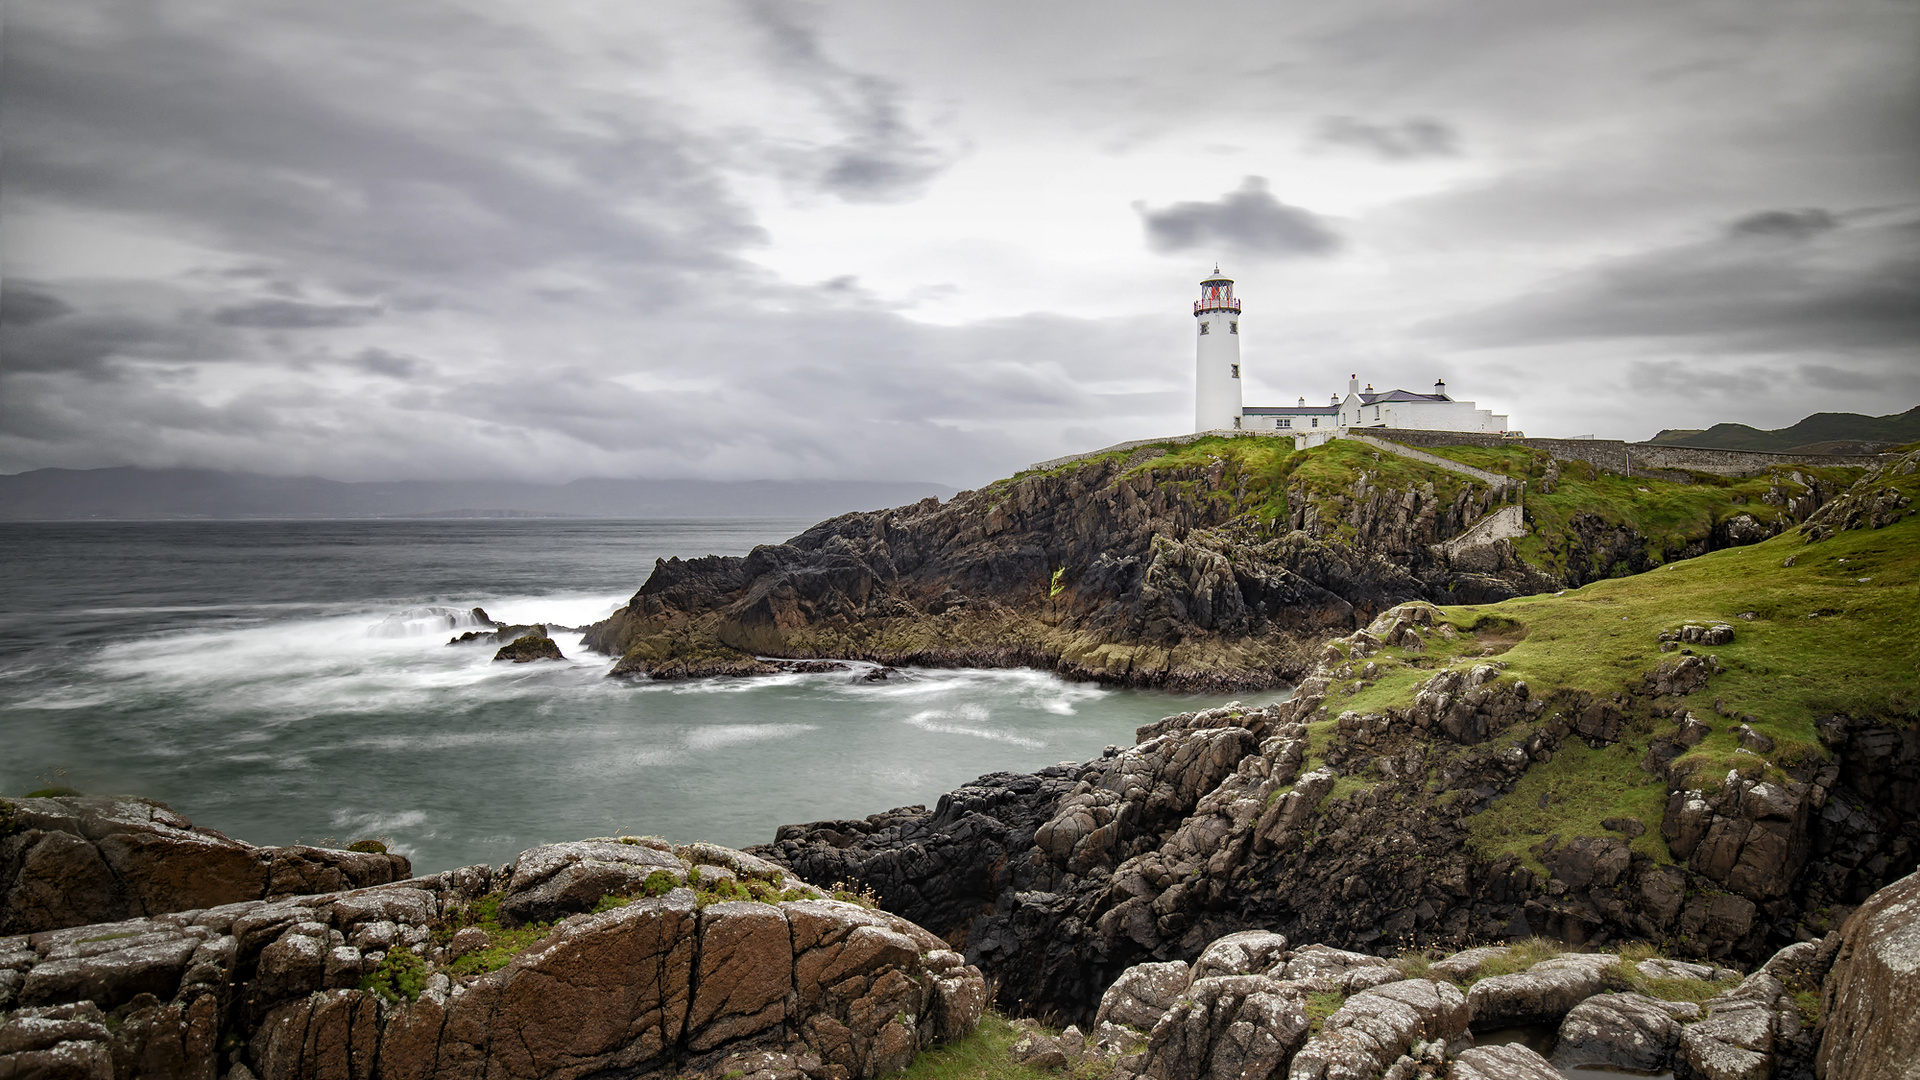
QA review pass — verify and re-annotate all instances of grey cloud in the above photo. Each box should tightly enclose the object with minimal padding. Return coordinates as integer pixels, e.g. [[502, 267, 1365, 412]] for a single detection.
[[1137, 177, 1342, 257], [1728, 208, 1838, 240], [0, 303, 223, 379], [1316, 115, 1458, 159], [351, 348, 423, 379], [3, 4, 759, 296], [740, 0, 949, 202], [212, 300, 383, 329], [1, 285, 74, 327], [1430, 209, 1920, 352]]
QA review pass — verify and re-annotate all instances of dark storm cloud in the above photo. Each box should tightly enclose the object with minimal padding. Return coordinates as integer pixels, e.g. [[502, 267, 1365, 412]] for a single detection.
[[211, 300, 384, 329], [1430, 209, 1920, 352], [739, 0, 950, 202], [1727, 208, 1839, 240], [1, 285, 74, 327], [0, 306, 222, 379], [1137, 177, 1342, 258], [1315, 116, 1459, 159], [2, 5, 760, 291]]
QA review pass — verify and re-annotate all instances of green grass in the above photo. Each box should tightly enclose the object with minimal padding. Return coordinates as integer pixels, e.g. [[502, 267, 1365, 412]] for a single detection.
[[1470, 739, 1674, 874], [1419, 444, 1865, 575], [360, 948, 429, 1001], [1462, 938, 1574, 982], [441, 892, 556, 977], [1291, 455, 1919, 876], [894, 1013, 1106, 1080], [1304, 991, 1347, 1035]]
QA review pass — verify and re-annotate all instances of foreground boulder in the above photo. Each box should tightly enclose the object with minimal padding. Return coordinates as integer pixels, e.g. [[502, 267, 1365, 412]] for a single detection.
[[0, 795, 411, 935], [0, 824, 984, 1080], [1817, 868, 1920, 1080]]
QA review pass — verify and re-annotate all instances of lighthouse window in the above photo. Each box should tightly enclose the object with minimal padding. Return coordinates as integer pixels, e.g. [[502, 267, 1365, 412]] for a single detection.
[[1229, 321, 1238, 334], [1230, 364, 1240, 379], [1199, 321, 1210, 335]]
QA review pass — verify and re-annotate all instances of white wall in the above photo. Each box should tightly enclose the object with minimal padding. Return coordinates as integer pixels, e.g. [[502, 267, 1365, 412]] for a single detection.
[[1195, 310, 1243, 432]]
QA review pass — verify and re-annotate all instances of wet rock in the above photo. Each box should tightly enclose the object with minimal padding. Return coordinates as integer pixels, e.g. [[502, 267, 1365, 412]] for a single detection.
[[493, 631, 564, 662]]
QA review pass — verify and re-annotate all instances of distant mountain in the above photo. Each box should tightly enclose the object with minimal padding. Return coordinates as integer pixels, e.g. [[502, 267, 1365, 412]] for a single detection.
[[0, 467, 957, 521], [1646, 406, 1920, 454]]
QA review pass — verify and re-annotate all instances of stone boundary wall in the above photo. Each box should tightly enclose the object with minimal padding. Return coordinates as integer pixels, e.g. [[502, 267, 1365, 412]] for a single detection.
[[1373, 429, 1887, 478], [1630, 443, 1885, 476], [1367, 429, 1632, 473], [1341, 432, 1516, 492], [1027, 429, 1889, 480]]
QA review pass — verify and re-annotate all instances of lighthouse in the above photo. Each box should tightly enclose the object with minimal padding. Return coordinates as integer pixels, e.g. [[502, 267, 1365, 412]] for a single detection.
[[1194, 267, 1243, 432]]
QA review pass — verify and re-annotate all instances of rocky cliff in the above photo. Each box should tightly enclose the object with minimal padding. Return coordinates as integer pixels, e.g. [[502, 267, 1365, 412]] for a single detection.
[[0, 797, 987, 1080], [0, 796, 411, 937], [754, 449, 1920, 1024], [584, 437, 1845, 689]]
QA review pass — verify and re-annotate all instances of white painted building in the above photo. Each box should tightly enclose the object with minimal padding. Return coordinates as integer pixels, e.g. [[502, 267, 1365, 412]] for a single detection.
[[1193, 268, 1243, 432], [1192, 271, 1511, 439]]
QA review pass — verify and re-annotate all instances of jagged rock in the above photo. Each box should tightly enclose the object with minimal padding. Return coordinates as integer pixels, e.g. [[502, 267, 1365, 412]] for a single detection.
[[1552, 992, 1697, 1073], [1278, 944, 1398, 992], [1448, 1043, 1562, 1080], [1097, 961, 1192, 1031], [1286, 978, 1466, 1080], [1817, 869, 1920, 1080], [1190, 931, 1289, 981], [0, 796, 410, 935], [1144, 974, 1309, 1080], [492, 631, 564, 662], [0, 836, 984, 1080]]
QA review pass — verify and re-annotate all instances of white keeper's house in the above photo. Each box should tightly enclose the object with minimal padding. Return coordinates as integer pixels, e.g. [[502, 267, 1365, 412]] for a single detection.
[[1192, 267, 1512, 440]]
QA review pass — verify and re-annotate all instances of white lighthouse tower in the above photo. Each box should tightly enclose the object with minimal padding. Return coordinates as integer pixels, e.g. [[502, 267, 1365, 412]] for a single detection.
[[1194, 267, 1243, 432]]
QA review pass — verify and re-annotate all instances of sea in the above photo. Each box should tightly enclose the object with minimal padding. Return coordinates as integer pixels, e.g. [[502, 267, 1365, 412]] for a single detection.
[[0, 519, 1284, 875]]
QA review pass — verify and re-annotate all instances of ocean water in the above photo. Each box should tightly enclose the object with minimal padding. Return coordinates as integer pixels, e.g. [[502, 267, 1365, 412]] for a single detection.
[[0, 519, 1283, 874]]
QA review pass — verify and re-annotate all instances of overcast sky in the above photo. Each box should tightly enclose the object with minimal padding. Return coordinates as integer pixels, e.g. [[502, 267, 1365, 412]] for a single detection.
[[3, 0, 1916, 485]]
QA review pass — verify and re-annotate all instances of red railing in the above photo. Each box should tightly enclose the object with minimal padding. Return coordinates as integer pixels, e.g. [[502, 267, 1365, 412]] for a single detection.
[[1195, 298, 1242, 313]]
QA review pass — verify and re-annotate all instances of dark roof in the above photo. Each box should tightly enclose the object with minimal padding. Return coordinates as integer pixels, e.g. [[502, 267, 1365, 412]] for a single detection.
[[1359, 389, 1449, 404], [1245, 405, 1338, 415]]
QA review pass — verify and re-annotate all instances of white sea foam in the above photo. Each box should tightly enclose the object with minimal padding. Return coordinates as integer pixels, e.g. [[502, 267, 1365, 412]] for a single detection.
[[902, 706, 1045, 748], [684, 723, 819, 750]]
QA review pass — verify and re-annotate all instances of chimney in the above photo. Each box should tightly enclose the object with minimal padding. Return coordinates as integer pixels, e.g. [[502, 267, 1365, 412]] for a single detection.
[[1348, 374, 1359, 396], [1297, 396, 1306, 407], [1434, 378, 1448, 399]]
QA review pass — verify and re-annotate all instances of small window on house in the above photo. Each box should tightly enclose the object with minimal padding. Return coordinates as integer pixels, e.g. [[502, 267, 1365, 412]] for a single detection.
[[1199, 321, 1210, 335], [1311, 417, 1319, 428], [1230, 364, 1240, 378], [1229, 321, 1238, 334], [1278, 418, 1290, 429], [1374, 405, 1381, 420]]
